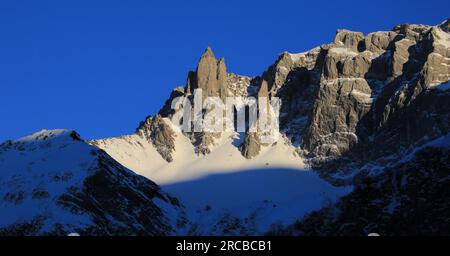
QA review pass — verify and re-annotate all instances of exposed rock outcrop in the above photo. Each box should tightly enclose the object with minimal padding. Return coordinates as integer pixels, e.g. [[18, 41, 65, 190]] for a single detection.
[[147, 20, 450, 166], [334, 29, 365, 52], [3, 19, 450, 236], [299, 21, 450, 168], [240, 132, 262, 159], [285, 143, 450, 236], [186, 47, 229, 100], [137, 115, 176, 162]]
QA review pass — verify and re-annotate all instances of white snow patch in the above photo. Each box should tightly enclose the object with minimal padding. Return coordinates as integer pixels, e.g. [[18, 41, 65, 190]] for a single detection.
[[90, 134, 167, 175], [167, 168, 351, 235], [287, 47, 321, 62], [94, 129, 306, 186], [329, 47, 358, 57], [351, 90, 373, 104], [93, 127, 351, 235], [0, 129, 95, 230]]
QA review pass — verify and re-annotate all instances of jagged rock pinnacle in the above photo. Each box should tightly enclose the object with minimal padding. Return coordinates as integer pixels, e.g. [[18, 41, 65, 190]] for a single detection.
[[186, 47, 229, 99], [201, 46, 215, 59]]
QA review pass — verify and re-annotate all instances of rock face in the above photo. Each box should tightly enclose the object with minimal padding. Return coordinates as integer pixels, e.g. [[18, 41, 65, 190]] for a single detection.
[[128, 20, 450, 167], [92, 20, 449, 235], [260, 19, 450, 235], [186, 47, 229, 100], [158, 86, 185, 117], [240, 132, 262, 159], [0, 130, 184, 235], [281, 20, 450, 175], [285, 140, 450, 236], [90, 19, 450, 236], [162, 47, 258, 156], [137, 115, 176, 162], [6, 19, 446, 236], [334, 29, 365, 52]]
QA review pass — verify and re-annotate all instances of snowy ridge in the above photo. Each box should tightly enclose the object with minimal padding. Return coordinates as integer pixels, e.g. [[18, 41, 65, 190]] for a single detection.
[[0, 129, 184, 235], [0, 130, 95, 230], [92, 121, 306, 185], [90, 134, 167, 176], [92, 124, 350, 235], [3, 18, 450, 235]]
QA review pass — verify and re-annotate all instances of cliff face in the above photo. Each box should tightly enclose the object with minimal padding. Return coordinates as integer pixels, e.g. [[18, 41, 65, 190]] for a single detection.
[[236, 20, 450, 183], [272, 23, 450, 159], [300, 21, 450, 180], [284, 137, 450, 236], [136, 20, 450, 181], [186, 47, 229, 101], [87, 19, 450, 235], [2, 18, 449, 236]]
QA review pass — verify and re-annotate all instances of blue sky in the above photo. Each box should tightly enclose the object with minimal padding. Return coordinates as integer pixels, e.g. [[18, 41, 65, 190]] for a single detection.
[[0, 0, 448, 142]]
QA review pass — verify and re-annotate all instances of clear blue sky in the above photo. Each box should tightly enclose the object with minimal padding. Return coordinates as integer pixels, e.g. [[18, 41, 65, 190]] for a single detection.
[[0, 0, 448, 142]]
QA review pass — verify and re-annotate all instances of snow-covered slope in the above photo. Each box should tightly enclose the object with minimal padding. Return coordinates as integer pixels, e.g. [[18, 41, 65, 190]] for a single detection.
[[289, 134, 450, 236], [0, 130, 184, 235], [92, 126, 306, 185], [166, 168, 350, 235], [4, 19, 448, 236], [92, 125, 350, 235], [90, 134, 168, 177]]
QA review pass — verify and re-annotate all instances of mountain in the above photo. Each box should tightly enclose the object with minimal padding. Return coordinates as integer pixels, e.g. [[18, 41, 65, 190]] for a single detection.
[[96, 19, 450, 175], [0, 130, 185, 235], [283, 135, 450, 235], [1, 19, 449, 235], [90, 125, 351, 235], [91, 19, 450, 235]]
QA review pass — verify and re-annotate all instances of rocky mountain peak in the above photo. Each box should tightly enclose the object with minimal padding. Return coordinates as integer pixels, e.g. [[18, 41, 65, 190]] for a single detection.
[[334, 29, 365, 52], [93, 20, 450, 173], [186, 47, 229, 100], [6, 19, 447, 236], [201, 46, 215, 58], [143, 20, 450, 164]]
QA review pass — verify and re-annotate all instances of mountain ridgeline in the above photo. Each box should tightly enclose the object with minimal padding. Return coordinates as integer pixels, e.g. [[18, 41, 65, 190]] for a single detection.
[[1, 20, 449, 235], [139, 19, 450, 177]]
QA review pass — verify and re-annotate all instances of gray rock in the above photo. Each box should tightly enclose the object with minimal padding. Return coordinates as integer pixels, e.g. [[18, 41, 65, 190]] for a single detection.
[[389, 38, 416, 78], [136, 20, 450, 171], [186, 47, 229, 100], [240, 132, 262, 159], [137, 115, 176, 162], [334, 29, 365, 52], [364, 31, 397, 53], [158, 86, 185, 117], [260, 52, 295, 96]]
